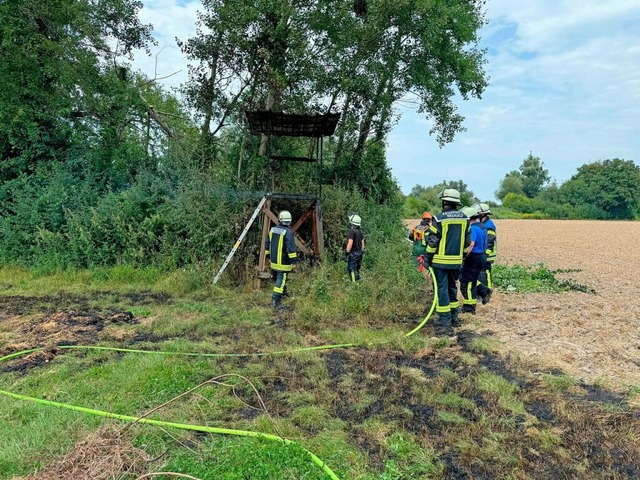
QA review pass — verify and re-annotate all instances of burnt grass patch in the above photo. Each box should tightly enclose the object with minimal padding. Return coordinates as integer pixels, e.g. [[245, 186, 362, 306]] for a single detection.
[[0, 309, 151, 373], [0, 291, 172, 316], [288, 333, 640, 478]]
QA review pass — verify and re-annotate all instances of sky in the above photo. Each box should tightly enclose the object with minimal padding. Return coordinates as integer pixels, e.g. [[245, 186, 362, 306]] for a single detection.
[[131, 0, 640, 201]]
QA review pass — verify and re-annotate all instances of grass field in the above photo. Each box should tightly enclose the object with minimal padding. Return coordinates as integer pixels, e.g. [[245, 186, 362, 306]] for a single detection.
[[1, 220, 639, 479]]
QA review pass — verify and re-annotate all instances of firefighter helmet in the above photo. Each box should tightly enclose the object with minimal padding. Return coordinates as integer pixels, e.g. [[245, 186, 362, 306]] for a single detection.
[[462, 206, 479, 219], [349, 214, 362, 227], [422, 212, 433, 220], [278, 210, 292, 225], [437, 188, 462, 204], [479, 202, 492, 215]]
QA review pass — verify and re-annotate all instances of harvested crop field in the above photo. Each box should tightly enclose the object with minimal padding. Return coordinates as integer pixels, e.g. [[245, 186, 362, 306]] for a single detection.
[[406, 218, 640, 392]]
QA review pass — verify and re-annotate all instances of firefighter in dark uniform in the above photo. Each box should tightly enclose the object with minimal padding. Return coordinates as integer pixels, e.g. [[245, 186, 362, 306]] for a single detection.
[[423, 189, 470, 332], [409, 212, 432, 268], [475, 203, 496, 304], [345, 214, 364, 281], [460, 205, 487, 315], [265, 210, 298, 310]]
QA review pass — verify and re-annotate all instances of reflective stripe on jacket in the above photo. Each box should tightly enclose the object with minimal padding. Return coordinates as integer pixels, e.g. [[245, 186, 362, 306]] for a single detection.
[[423, 210, 471, 269], [484, 218, 497, 263], [265, 226, 298, 271]]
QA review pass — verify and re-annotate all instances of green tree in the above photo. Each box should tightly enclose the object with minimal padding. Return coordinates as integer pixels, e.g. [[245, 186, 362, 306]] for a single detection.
[[403, 180, 477, 217], [180, 0, 489, 200], [0, 0, 154, 180], [496, 153, 549, 200], [495, 171, 524, 200], [560, 159, 640, 219], [520, 153, 550, 198]]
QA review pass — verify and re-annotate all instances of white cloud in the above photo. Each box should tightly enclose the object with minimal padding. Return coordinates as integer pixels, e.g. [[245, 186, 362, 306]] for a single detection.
[[131, 0, 201, 90], [387, 0, 640, 200]]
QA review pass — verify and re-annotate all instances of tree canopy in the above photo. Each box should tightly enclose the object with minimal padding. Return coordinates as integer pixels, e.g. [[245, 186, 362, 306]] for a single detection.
[[561, 159, 640, 219], [496, 153, 549, 200], [0, 0, 156, 181], [179, 0, 489, 200]]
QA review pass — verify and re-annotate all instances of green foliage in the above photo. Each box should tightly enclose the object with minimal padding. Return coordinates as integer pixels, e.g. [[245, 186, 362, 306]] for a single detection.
[[496, 157, 640, 220], [0, 0, 154, 179], [560, 158, 640, 219], [496, 153, 549, 200], [402, 180, 478, 217], [495, 171, 524, 201], [520, 153, 550, 198], [493, 264, 594, 294]]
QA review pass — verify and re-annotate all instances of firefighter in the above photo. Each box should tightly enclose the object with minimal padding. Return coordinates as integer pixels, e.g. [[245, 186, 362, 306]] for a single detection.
[[460, 205, 487, 315], [345, 214, 365, 281], [265, 210, 298, 310], [409, 212, 433, 268], [423, 189, 471, 332], [476, 202, 497, 304]]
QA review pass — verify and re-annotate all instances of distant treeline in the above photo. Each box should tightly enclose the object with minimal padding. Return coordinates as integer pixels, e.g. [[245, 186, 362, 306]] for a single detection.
[[403, 154, 640, 220]]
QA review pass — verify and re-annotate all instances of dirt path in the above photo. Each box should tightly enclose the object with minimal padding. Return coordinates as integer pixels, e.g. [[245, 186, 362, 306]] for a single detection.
[[406, 218, 640, 391]]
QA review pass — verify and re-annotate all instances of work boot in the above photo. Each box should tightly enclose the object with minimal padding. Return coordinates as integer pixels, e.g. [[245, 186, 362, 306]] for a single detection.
[[433, 314, 453, 336], [272, 297, 283, 311], [461, 305, 476, 315], [482, 289, 492, 305], [451, 308, 463, 327]]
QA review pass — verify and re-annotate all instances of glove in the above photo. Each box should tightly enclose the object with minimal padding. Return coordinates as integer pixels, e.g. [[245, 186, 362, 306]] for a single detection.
[[424, 255, 432, 267], [343, 250, 350, 262]]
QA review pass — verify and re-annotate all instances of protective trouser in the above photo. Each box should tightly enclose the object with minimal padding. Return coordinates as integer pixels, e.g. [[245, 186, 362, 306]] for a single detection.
[[461, 253, 485, 312], [476, 261, 493, 298], [271, 269, 288, 304], [433, 267, 460, 323], [347, 251, 363, 282]]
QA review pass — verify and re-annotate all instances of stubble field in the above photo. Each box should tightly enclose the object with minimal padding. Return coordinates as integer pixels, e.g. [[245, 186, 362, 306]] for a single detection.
[[407, 218, 640, 391]]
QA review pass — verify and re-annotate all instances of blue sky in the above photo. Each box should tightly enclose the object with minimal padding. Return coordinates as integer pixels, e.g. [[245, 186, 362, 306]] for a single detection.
[[131, 0, 640, 201]]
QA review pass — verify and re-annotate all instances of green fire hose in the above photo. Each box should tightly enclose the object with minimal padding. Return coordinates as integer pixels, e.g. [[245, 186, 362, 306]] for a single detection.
[[0, 267, 438, 479]]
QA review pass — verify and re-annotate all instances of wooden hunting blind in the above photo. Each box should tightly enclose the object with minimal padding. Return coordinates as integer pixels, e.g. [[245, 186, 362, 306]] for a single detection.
[[247, 111, 340, 279], [212, 111, 340, 285]]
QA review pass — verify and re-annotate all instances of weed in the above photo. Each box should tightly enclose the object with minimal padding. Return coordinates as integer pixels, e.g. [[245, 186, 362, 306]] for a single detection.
[[468, 336, 499, 354], [541, 373, 578, 392], [436, 411, 466, 424], [493, 263, 594, 294]]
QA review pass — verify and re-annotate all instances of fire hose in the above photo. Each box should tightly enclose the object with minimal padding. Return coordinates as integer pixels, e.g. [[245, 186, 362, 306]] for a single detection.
[[0, 268, 437, 479]]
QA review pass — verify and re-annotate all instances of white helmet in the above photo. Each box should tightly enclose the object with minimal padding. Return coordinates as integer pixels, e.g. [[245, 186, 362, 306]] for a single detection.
[[278, 210, 292, 225], [479, 202, 492, 215], [461, 206, 479, 219], [437, 188, 462, 204], [349, 214, 362, 227]]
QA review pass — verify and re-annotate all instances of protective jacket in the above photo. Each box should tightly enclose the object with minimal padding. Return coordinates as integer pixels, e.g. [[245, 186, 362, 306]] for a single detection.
[[484, 218, 497, 263], [423, 210, 471, 269], [265, 225, 298, 272]]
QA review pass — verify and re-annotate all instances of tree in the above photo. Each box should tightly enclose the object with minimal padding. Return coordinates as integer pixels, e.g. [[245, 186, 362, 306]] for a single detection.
[[560, 159, 640, 219], [403, 180, 478, 217], [519, 153, 550, 198], [495, 171, 524, 200], [495, 153, 549, 200], [180, 0, 489, 199], [0, 0, 154, 180]]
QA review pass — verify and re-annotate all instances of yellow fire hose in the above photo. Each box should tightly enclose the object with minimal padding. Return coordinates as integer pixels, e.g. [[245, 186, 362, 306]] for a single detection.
[[0, 268, 437, 479]]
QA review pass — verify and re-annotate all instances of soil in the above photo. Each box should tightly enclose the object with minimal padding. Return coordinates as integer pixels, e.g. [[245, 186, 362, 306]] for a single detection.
[[0, 309, 143, 373], [405, 218, 640, 391]]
